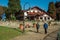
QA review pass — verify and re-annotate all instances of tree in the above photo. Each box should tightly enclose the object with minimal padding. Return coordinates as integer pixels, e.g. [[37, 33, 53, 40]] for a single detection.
[[15, 10, 24, 20], [0, 6, 4, 15], [3, 6, 11, 20], [0, 6, 4, 20], [55, 2, 60, 21], [8, 0, 22, 20], [47, 2, 56, 19]]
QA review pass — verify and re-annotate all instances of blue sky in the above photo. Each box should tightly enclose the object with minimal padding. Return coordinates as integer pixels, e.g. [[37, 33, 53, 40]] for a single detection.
[[0, 0, 60, 11]]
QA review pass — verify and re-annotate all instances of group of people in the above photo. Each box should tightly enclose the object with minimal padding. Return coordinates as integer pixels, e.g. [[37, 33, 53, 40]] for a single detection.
[[36, 22, 48, 34]]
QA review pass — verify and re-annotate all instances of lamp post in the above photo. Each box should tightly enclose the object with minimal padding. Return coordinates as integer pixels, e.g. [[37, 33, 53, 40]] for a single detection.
[[23, 2, 31, 32]]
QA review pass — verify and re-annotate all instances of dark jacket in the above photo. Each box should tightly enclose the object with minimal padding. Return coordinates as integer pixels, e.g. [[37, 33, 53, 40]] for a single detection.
[[43, 23, 48, 29], [36, 23, 40, 29]]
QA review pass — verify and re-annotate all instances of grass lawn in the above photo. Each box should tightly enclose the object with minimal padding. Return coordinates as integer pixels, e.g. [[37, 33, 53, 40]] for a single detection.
[[0, 26, 22, 40]]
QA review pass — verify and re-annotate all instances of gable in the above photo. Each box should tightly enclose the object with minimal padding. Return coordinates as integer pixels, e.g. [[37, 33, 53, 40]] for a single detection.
[[24, 6, 50, 17], [43, 14, 49, 17]]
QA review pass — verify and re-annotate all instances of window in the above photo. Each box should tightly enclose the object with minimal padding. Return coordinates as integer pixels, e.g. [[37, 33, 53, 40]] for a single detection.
[[40, 17, 42, 19], [30, 10, 33, 12], [35, 10, 38, 13], [48, 17, 50, 20]]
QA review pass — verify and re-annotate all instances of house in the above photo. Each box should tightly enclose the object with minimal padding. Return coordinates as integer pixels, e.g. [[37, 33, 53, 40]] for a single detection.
[[24, 6, 53, 21]]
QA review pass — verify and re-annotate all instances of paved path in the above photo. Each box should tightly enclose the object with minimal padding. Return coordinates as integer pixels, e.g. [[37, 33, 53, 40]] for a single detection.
[[10, 24, 60, 40], [43, 30, 58, 40]]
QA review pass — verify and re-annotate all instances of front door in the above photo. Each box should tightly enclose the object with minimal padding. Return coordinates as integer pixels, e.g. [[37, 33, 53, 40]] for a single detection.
[[44, 17, 46, 21]]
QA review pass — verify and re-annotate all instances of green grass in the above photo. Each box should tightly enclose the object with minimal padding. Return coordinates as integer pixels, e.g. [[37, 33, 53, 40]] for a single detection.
[[0, 26, 22, 40]]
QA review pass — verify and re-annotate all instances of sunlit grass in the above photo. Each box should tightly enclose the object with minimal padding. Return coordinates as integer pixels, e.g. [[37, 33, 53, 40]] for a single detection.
[[0, 26, 22, 40]]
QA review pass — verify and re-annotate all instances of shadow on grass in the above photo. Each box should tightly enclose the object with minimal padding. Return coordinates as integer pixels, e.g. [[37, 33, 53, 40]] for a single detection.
[[12, 28, 23, 33]]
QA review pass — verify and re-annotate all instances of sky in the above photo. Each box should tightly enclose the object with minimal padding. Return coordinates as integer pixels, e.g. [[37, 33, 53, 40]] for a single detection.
[[0, 0, 60, 11]]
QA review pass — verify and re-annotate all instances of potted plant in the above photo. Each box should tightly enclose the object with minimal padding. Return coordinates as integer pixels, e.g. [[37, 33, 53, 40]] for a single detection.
[[33, 23, 36, 28], [19, 24, 24, 31], [48, 21, 51, 26], [26, 23, 30, 28]]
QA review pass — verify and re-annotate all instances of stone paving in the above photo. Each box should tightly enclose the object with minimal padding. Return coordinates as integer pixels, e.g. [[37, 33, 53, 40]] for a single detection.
[[10, 23, 60, 40], [43, 30, 58, 40]]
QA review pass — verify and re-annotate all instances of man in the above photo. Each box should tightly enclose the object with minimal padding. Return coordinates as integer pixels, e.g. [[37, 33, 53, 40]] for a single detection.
[[43, 22, 48, 34], [36, 22, 40, 33]]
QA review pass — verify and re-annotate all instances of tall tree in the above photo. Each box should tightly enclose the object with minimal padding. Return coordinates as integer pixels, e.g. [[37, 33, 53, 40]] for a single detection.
[[3, 7, 11, 20], [0, 6, 4, 15], [47, 2, 56, 19], [55, 2, 60, 21], [8, 0, 21, 13], [8, 0, 22, 20], [0, 6, 4, 20]]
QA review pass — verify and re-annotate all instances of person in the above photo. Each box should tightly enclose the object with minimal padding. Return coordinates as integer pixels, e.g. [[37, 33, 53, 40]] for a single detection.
[[36, 22, 40, 33], [56, 31, 60, 40], [43, 22, 48, 34]]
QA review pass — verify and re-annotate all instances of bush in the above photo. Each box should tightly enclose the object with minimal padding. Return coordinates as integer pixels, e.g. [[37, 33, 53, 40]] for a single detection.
[[11, 15, 16, 20], [53, 22, 58, 25]]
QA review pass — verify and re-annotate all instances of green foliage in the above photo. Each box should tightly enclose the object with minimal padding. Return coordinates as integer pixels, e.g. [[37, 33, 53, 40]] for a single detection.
[[0, 6, 4, 15], [3, 7, 10, 20], [10, 14, 16, 20], [55, 2, 60, 21], [8, 0, 21, 13], [49, 10, 54, 14], [48, 2, 56, 14], [7, 0, 22, 20]]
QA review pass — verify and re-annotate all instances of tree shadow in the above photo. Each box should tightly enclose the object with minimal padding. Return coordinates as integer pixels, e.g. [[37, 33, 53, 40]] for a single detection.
[[28, 30, 42, 34], [13, 28, 23, 33]]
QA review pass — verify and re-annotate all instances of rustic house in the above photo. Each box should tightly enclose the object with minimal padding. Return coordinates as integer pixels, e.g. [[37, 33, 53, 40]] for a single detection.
[[24, 6, 53, 21]]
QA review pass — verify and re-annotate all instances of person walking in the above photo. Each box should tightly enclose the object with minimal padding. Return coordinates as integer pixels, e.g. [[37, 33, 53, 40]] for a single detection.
[[36, 22, 40, 33], [43, 22, 48, 34]]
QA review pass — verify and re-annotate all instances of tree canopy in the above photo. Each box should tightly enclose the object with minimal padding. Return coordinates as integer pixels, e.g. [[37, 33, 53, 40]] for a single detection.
[[47, 2, 56, 19], [8, 0, 21, 14], [0, 6, 4, 15]]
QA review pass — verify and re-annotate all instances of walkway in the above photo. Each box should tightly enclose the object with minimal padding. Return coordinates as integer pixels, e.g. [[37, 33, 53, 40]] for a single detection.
[[10, 24, 60, 40], [43, 30, 58, 40]]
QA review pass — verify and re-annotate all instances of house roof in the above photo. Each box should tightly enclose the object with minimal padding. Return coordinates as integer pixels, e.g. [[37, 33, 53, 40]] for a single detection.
[[31, 6, 47, 13], [26, 6, 48, 16], [21, 6, 52, 18]]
